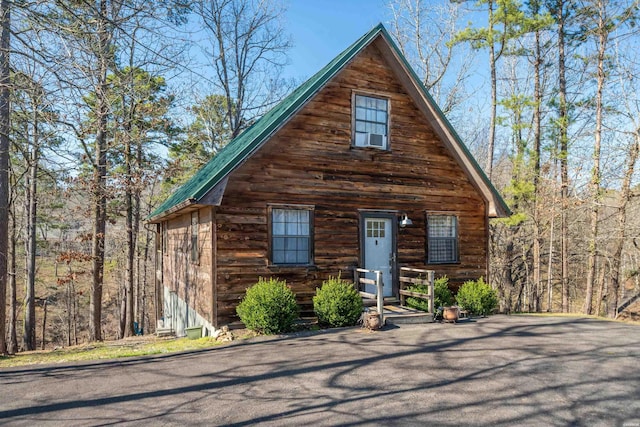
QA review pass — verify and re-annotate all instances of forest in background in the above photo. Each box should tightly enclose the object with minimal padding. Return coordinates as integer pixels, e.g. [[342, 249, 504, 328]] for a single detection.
[[1, 0, 639, 354]]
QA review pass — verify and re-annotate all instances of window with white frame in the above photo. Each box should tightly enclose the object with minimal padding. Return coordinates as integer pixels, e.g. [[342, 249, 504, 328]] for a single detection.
[[427, 215, 458, 264], [353, 94, 389, 149], [271, 208, 312, 265]]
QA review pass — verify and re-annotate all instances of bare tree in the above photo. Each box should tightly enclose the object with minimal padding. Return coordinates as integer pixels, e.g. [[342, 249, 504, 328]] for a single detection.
[[453, 0, 526, 178], [579, 0, 639, 314], [606, 39, 640, 317], [195, 0, 292, 139], [29, 0, 189, 343], [526, 0, 554, 312], [109, 65, 175, 337], [11, 72, 52, 350], [89, 0, 111, 342], [548, 0, 572, 313], [0, 0, 10, 355], [388, 0, 474, 115], [7, 193, 17, 353], [40, 0, 122, 341]]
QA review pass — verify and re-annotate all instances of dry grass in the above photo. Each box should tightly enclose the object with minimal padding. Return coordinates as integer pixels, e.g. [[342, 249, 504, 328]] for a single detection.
[[0, 332, 255, 369]]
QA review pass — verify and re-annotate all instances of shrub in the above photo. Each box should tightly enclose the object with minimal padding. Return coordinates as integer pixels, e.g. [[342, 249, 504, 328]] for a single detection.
[[313, 276, 363, 327], [455, 277, 498, 316], [405, 276, 453, 312], [236, 278, 298, 334]]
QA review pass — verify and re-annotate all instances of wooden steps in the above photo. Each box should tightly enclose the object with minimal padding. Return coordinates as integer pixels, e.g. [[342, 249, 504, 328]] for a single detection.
[[381, 304, 433, 325]]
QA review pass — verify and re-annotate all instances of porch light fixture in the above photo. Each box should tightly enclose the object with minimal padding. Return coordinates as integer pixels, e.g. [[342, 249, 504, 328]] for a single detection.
[[399, 213, 413, 228]]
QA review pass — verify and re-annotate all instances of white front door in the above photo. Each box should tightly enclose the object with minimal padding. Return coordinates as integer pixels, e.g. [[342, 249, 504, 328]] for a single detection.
[[364, 217, 393, 297]]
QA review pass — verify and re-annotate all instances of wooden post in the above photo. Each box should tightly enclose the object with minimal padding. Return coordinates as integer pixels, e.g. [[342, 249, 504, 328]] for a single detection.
[[376, 270, 384, 325], [428, 270, 435, 314]]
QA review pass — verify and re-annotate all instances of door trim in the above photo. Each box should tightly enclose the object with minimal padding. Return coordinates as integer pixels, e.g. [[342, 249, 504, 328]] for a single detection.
[[358, 211, 399, 297]]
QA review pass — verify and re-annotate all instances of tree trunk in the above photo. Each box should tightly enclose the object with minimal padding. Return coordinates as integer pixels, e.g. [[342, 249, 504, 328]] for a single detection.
[[89, 0, 110, 342], [532, 20, 543, 313], [133, 144, 141, 330], [141, 226, 152, 334], [73, 280, 78, 345], [505, 239, 516, 313], [118, 282, 126, 338], [595, 261, 606, 316], [125, 136, 134, 337], [486, 0, 497, 179], [584, 0, 607, 315], [609, 133, 639, 317], [0, 0, 10, 356], [66, 279, 72, 347], [557, 0, 570, 313], [41, 298, 47, 350], [8, 204, 17, 354], [24, 120, 39, 351], [547, 207, 555, 311]]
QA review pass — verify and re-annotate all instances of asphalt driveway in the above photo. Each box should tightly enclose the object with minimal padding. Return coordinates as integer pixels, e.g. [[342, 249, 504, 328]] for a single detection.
[[1, 315, 639, 426]]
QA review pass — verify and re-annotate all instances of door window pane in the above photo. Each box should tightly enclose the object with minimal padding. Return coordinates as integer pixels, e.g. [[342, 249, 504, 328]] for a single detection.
[[366, 220, 386, 238]]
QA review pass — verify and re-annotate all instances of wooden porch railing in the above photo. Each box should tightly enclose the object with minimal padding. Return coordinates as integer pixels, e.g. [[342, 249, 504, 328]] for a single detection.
[[353, 268, 384, 325], [399, 267, 435, 314]]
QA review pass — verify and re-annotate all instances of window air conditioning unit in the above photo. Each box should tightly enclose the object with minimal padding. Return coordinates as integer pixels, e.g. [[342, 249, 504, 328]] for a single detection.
[[364, 133, 386, 147]]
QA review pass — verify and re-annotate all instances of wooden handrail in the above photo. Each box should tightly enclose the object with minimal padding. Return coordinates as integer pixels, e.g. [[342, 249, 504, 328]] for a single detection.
[[353, 267, 384, 325], [399, 267, 435, 314]]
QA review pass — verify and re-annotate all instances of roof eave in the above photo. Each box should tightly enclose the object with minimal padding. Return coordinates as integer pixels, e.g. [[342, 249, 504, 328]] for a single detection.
[[147, 198, 197, 224]]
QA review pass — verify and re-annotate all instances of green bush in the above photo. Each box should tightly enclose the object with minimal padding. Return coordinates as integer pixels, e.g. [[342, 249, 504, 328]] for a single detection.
[[236, 278, 299, 334], [455, 277, 498, 316], [313, 276, 363, 327], [405, 276, 453, 312]]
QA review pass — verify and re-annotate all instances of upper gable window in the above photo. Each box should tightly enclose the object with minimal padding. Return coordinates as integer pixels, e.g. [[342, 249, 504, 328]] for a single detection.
[[353, 94, 389, 149]]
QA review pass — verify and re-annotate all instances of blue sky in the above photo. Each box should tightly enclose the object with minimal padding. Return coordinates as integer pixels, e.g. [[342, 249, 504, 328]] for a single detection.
[[283, 0, 389, 80]]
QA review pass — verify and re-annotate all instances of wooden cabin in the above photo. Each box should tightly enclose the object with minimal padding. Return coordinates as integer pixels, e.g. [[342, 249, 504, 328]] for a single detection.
[[148, 24, 509, 335]]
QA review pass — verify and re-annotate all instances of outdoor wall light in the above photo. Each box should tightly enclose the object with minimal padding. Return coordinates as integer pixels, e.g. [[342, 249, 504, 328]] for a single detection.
[[399, 213, 413, 228]]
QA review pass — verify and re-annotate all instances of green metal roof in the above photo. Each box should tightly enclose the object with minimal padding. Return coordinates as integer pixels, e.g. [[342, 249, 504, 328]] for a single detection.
[[149, 23, 510, 221]]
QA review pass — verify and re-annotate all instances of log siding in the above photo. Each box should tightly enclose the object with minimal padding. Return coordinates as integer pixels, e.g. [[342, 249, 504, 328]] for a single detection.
[[162, 206, 214, 328], [212, 43, 488, 324]]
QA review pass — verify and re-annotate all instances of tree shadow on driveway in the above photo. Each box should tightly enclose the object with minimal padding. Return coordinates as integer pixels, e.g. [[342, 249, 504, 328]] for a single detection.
[[1, 315, 639, 426]]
